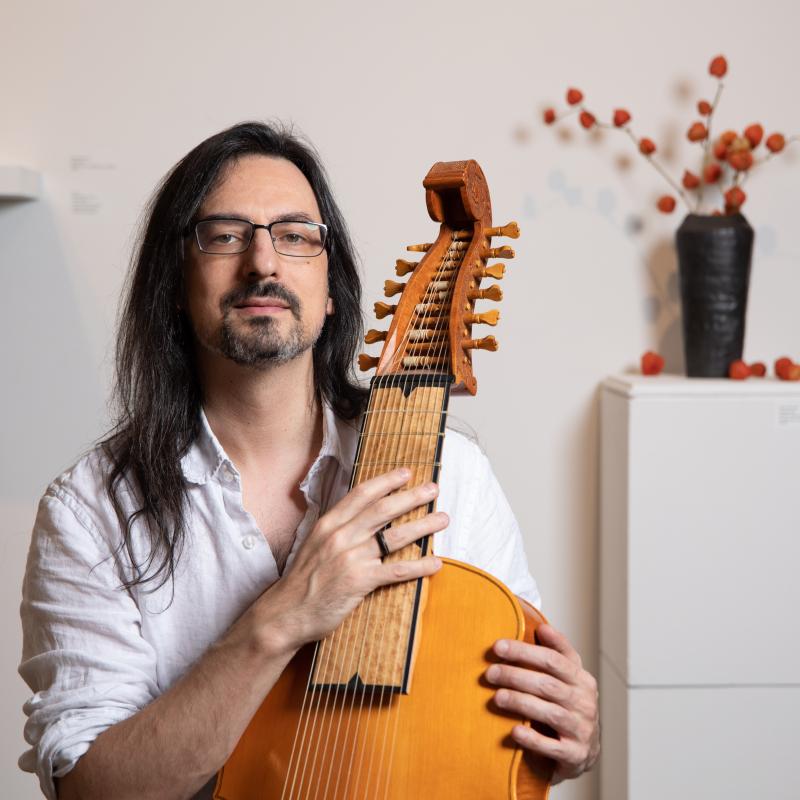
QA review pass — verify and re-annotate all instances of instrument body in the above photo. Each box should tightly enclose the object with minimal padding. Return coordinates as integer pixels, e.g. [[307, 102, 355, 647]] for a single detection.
[[215, 559, 551, 800], [215, 160, 553, 798]]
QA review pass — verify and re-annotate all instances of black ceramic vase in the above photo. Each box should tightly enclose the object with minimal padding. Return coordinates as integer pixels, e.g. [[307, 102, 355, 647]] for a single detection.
[[676, 213, 754, 377]]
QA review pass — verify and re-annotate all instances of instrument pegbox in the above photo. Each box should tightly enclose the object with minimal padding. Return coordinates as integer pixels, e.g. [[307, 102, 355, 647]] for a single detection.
[[406, 242, 432, 252], [484, 245, 515, 260], [468, 285, 503, 302], [484, 221, 520, 240], [475, 263, 505, 280], [358, 354, 379, 371], [384, 280, 405, 297], [374, 301, 396, 319], [465, 310, 500, 326], [364, 329, 387, 344], [463, 335, 499, 352], [395, 259, 418, 276]]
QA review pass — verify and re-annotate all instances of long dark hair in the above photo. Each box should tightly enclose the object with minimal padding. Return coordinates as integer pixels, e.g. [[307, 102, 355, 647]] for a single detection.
[[103, 121, 367, 591]]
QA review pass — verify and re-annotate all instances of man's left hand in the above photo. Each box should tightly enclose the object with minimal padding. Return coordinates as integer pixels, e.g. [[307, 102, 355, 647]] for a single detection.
[[486, 624, 600, 784]]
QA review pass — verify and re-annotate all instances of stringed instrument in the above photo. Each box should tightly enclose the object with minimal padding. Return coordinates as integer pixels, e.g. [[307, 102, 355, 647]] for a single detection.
[[215, 160, 553, 799]]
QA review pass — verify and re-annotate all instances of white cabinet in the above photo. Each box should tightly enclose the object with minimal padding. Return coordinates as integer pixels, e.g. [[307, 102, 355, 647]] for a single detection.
[[600, 375, 800, 800]]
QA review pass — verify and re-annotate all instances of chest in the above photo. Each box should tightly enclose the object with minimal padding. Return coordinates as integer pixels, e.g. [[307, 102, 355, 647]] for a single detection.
[[242, 477, 309, 573]]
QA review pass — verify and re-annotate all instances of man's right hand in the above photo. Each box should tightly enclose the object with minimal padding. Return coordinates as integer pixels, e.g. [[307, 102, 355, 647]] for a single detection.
[[257, 468, 447, 653]]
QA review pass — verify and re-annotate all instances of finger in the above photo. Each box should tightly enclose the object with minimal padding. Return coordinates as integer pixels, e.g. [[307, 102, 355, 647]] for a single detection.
[[348, 482, 439, 540], [376, 512, 450, 556], [510, 724, 584, 773], [376, 555, 442, 587], [494, 688, 580, 739], [320, 468, 412, 530], [493, 640, 581, 685], [486, 663, 574, 707], [535, 624, 582, 667]]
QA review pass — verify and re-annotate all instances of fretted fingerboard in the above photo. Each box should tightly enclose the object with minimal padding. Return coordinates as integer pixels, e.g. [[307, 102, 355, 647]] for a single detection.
[[310, 374, 451, 693]]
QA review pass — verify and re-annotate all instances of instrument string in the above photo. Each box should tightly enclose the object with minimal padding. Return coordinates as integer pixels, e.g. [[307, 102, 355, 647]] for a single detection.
[[342, 232, 443, 799], [376, 229, 467, 799], [282, 385, 381, 800], [364, 228, 463, 798], [290, 222, 468, 798], [314, 384, 391, 800], [306, 380, 397, 798]]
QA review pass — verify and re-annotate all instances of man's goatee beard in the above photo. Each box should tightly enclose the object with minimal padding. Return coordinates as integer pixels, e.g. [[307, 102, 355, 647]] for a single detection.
[[220, 317, 316, 366]]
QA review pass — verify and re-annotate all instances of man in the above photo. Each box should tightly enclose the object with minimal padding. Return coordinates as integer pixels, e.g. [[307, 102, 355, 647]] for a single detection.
[[20, 121, 599, 799]]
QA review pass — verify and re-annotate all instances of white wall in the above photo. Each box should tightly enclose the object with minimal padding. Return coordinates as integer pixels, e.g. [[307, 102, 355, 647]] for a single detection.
[[2, 1, 799, 797]]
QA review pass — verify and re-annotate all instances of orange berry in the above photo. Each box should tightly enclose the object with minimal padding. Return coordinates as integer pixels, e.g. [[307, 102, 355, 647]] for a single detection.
[[744, 124, 764, 148], [704, 163, 722, 183], [728, 150, 754, 171], [687, 122, 708, 142], [682, 170, 701, 189], [709, 55, 728, 78], [697, 100, 713, 115], [657, 195, 676, 213], [613, 108, 631, 127], [775, 357, 794, 379], [749, 362, 767, 377], [579, 111, 596, 129], [766, 133, 786, 153], [789, 364, 800, 381], [639, 137, 656, 155], [566, 88, 583, 105], [724, 186, 746, 209], [543, 108, 556, 124], [713, 140, 729, 160], [641, 351, 665, 375], [720, 130, 737, 145], [728, 360, 750, 380]]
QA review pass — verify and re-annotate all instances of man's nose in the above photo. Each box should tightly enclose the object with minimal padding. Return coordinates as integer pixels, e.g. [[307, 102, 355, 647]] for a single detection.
[[241, 227, 281, 280]]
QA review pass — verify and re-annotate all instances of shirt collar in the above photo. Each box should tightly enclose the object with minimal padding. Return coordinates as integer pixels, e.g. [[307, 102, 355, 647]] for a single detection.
[[180, 403, 358, 486]]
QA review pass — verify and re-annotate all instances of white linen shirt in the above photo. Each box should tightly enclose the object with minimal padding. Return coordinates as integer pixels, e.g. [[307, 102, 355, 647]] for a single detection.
[[19, 405, 539, 799]]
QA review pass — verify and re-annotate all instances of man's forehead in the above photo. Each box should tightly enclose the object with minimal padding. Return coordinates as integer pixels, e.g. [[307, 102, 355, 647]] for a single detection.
[[200, 154, 319, 215]]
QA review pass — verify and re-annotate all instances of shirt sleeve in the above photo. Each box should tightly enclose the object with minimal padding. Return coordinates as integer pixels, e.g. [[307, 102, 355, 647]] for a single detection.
[[19, 486, 159, 800], [436, 431, 542, 609]]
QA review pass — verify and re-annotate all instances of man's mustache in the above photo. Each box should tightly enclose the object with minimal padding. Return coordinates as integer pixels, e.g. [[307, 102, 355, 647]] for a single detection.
[[221, 282, 301, 319]]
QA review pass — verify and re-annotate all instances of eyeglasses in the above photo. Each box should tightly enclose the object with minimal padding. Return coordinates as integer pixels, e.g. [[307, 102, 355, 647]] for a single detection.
[[192, 217, 328, 257]]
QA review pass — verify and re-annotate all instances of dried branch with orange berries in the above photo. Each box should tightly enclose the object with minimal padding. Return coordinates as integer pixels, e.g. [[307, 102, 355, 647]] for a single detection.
[[544, 55, 798, 215]]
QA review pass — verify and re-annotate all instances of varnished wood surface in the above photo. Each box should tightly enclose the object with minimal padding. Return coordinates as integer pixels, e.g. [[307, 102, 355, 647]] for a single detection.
[[215, 559, 552, 799], [313, 383, 448, 690]]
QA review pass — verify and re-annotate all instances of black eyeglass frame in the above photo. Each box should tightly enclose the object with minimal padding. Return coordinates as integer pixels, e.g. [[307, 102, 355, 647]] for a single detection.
[[189, 217, 329, 257]]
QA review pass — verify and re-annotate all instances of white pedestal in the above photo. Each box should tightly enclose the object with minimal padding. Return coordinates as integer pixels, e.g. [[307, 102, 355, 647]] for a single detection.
[[600, 375, 800, 800]]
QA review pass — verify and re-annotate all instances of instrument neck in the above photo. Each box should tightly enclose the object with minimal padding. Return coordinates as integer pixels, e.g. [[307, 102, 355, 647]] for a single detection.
[[351, 373, 453, 550]]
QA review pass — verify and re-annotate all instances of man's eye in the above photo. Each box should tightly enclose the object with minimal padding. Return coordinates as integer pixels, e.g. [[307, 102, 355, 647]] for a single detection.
[[213, 233, 239, 244], [279, 232, 307, 244]]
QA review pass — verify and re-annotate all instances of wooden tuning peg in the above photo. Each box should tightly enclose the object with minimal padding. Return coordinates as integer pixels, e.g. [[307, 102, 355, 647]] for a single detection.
[[463, 336, 499, 352], [364, 329, 387, 344], [384, 280, 405, 297], [374, 301, 397, 319], [485, 221, 520, 239], [358, 354, 380, 371], [395, 259, 418, 276], [475, 263, 505, 280], [407, 242, 433, 252], [465, 309, 500, 326], [484, 245, 515, 259], [468, 285, 503, 302]]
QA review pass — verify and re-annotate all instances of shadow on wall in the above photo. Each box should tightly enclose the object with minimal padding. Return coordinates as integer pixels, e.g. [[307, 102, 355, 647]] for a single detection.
[[643, 237, 685, 375], [0, 198, 103, 502]]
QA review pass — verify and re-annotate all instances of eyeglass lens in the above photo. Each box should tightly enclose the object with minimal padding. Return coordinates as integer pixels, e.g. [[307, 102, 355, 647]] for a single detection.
[[195, 219, 326, 256]]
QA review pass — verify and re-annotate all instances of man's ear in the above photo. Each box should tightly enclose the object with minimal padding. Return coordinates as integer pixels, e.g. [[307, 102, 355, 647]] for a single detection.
[[326, 296, 334, 315]]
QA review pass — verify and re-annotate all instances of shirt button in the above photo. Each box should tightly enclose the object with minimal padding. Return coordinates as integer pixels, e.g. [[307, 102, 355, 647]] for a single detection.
[[222, 465, 236, 482], [242, 535, 256, 550]]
